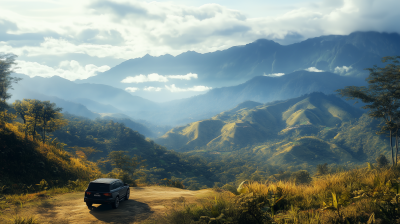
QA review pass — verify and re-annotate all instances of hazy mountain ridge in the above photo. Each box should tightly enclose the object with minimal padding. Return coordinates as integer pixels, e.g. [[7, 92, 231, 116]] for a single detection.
[[10, 74, 158, 112], [11, 70, 367, 127], [81, 32, 399, 93], [156, 71, 366, 125], [10, 31, 399, 128]]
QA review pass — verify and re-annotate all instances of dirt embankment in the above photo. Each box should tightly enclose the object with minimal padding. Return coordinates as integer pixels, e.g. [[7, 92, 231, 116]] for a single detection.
[[0, 186, 214, 224]]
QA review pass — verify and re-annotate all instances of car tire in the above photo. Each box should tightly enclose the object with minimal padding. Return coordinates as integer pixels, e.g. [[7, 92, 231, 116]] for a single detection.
[[112, 196, 119, 209], [86, 202, 93, 208], [125, 188, 130, 200]]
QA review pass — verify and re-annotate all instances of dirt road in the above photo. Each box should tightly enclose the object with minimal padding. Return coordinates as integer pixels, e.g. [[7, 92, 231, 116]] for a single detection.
[[0, 186, 214, 224]]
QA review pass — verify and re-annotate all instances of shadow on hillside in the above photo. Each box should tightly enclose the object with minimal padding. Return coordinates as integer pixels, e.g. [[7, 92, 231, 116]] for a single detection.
[[89, 200, 153, 223]]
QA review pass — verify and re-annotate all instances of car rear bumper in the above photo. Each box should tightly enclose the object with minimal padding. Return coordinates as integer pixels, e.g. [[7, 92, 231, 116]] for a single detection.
[[84, 197, 114, 204]]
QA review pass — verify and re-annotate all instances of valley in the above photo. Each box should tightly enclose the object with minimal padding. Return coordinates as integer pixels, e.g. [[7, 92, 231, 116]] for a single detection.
[[1, 31, 400, 223]]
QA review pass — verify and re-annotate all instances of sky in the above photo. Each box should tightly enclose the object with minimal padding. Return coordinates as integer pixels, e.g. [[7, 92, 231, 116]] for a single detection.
[[1, 0, 400, 87]]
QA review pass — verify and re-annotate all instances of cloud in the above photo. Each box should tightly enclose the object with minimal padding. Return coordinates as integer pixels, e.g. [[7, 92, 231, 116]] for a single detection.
[[90, 0, 165, 21], [263, 72, 285, 77], [121, 73, 198, 83], [121, 73, 169, 83], [125, 87, 139, 92], [14, 60, 110, 81], [1, 0, 400, 82], [305, 67, 324, 72], [334, 65, 353, 74], [165, 84, 212, 92], [168, 73, 198, 80], [144, 86, 162, 92]]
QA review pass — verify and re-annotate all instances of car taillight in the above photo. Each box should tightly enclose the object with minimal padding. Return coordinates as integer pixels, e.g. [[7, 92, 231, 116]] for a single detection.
[[103, 193, 111, 197], [86, 192, 91, 195]]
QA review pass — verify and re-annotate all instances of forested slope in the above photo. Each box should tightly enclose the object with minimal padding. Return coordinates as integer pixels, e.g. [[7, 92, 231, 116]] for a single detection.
[[0, 123, 100, 188], [51, 114, 217, 189], [156, 92, 390, 170]]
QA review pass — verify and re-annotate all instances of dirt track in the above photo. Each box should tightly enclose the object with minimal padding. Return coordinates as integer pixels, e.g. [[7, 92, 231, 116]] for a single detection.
[[0, 186, 214, 224]]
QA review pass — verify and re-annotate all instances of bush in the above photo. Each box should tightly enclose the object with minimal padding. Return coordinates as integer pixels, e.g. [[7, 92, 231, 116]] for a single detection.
[[222, 184, 238, 195], [376, 154, 389, 168], [159, 178, 185, 189], [316, 163, 329, 175], [291, 170, 312, 184]]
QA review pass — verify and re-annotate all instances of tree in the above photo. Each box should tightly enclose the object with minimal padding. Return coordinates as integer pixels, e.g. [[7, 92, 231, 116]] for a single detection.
[[316, 163, 329, 176], [40, 101, 63, 143], [376, 154, 389, 168], [13, 99, 67, 142], [108, 151, 145, 174], [107, 151, 146, 184], [291, 170, 312, 184], [336, 56, 400, 166], [0, 53, 21, 123]]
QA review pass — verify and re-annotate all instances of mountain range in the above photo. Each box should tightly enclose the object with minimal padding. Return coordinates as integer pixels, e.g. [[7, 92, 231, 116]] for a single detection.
[[8, 31, 400, 133], [10, 70, 366, 128], [156, 92, 388, 167], [78, 31, 400, 102]]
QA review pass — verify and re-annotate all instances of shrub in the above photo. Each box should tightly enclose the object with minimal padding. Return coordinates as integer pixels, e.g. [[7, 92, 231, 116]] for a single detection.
[[376, 154, 389, 168], [291, 170, 312, 184], [316, 163, 329, 176]]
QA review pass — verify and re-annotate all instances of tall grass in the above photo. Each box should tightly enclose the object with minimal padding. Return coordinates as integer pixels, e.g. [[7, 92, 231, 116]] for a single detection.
[[156, 166, 400, 223], [10, 215, 39, 224]]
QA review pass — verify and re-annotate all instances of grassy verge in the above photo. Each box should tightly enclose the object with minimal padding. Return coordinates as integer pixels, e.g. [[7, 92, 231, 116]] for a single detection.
[[152, 166, 400, 224], [0, 179, 89, 211]]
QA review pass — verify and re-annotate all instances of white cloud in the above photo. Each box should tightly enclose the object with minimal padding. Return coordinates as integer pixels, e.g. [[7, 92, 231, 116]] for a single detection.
[[165, 84, 212, 92], [305, 67, 324, 72], [121, 73, 169, 83], [1, 0, 399, 64], [14, 60, 110, 81], [263, 72, 285, 77], [125, 87, 139, 92], [121, 72, 198, 83], [144, 86, 162, 91], [168, 73, 198, 80], [1, 0, 400, 83], [334, 65, 353, 74]]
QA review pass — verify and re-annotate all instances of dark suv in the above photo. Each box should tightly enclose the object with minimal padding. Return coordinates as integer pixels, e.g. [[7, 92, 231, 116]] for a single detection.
[[84, 178, 130, 209]]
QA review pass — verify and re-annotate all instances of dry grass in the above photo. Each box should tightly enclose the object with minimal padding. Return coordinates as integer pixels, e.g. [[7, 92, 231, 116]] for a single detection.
[[153, 166, 400, 223]]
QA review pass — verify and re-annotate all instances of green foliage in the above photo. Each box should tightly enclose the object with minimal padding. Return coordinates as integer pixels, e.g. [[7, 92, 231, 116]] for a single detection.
[[13, 99, 67, 143], [0, 53, 21, 123], [291, 170, 312, 185], [316, 163, 329, 176], [52, 113, 217, 187], [108, 151, 145, 174], [0, 122, 101, 192], [235, 193, 271, 223], [337, 56, 400, 166], [159, 178, 185, 189], [376, 154, 390, 168]]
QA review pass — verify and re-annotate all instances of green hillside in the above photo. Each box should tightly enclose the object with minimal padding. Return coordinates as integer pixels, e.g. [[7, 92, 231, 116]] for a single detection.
[[156, 92, 389, 167], [0, 123, 100, 188], [51, 113, 217, 189]]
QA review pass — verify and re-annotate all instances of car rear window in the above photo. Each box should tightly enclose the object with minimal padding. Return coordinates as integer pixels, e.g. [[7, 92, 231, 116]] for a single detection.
[[87, 183, 110, 191]]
